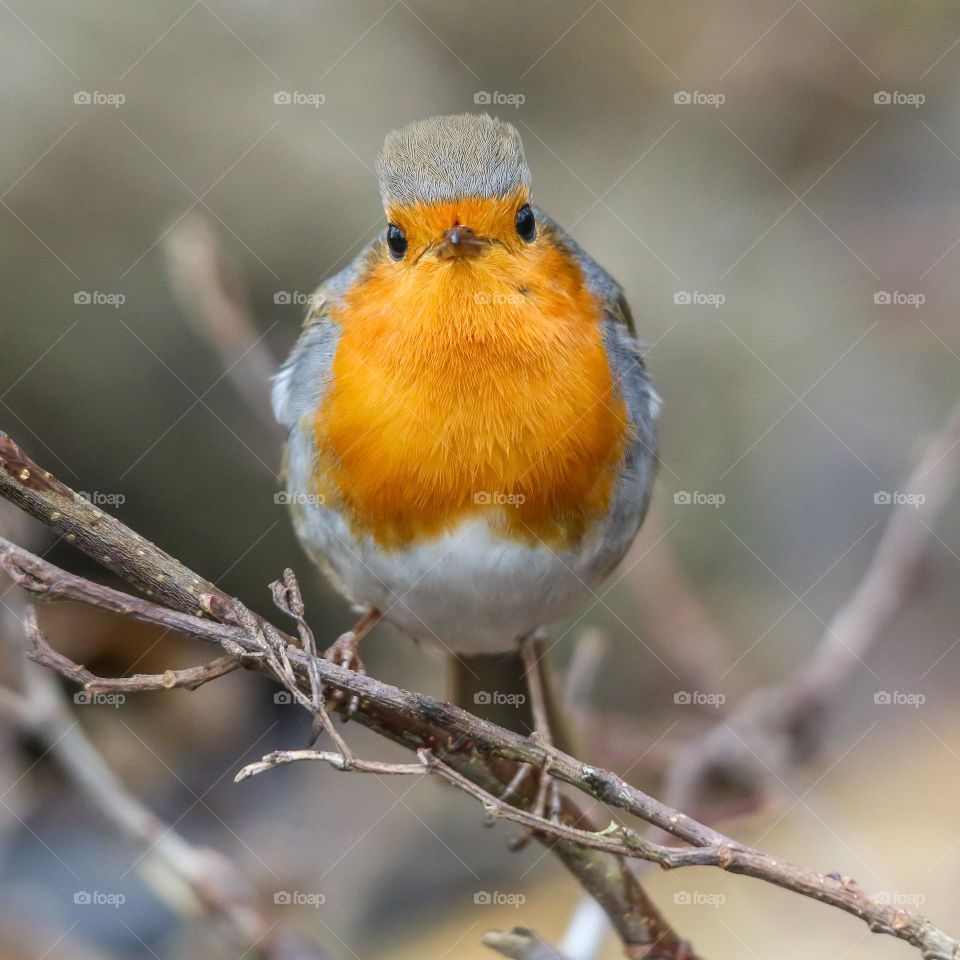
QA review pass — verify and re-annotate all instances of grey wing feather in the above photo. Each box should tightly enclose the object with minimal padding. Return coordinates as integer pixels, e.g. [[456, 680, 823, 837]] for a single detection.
[[534, 206, 638, 335], [271, 240, 385, 429]]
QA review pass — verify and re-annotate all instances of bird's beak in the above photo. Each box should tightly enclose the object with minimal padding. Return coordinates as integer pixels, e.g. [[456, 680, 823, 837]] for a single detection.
[[434, 225, 489, 260]]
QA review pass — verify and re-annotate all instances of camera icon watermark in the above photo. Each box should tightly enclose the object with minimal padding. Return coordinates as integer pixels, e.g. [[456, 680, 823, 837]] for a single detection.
[[474, 90, 525, 108], [74, 291, 126, 308], [74, 691, 125, 708], [673, 890, 726, 907], [473, 891, 526, 907], [874, 90, 924, 107], [274, 291, 323, 307], [873, 491, 925, 507], [273, 890, 325, 907], [875, 891, 926, 907], [474, 691, 526, 707], [674, 691, 726, 708], [874, 290, 924, 308], [474, 491, 526, 507], [474, 291, 526, 306], [77, 490, 126, 507], [673, 491, 725, 508], [273, 91, 325, 108], [74, 91, 125, 108], [74, 890, 126, 907], [673, 90, 725, 108], [673, 290, 725, 308], [274, 491, 325, 507], [873, 691, 925, 708]]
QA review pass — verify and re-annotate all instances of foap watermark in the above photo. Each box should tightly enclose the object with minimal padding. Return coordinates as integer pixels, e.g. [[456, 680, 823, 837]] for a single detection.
[[873, 690, 927, 710], [474, 90, 525, 109], [77, 490, 126, 507], [74, 291, 125, 308], [275, 491, 325, 507], [74, 891, 126, 907], [874, 691, 925, 708], [874, 90, 925, 108], [474, 691, 526, 707], [874, 290, 924, 308], [674, 491, 725, 508], [674, 290, 725, 308], [274, 290, 323, 307], [673, 890, 726, 907], [274, 91, 325, 108], [674, 90, 725, 108], [74, 691, 125, 708], [674, 690, 726, 709], [474, 491, 525, 507], [473, 891, 525, 907], [474, 291, 526, 307], [74, 91, 125, 108], [875, 891, 926, 907], [274, 890, 325, 907], [874, 491, 925, 507]]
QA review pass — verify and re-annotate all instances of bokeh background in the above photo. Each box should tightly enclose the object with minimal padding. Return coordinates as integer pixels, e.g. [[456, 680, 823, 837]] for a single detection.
[[1, 2, 960, 959]]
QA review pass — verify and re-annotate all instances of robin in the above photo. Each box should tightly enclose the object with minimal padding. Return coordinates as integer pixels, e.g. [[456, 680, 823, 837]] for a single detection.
[[273, 113, 658, 808]]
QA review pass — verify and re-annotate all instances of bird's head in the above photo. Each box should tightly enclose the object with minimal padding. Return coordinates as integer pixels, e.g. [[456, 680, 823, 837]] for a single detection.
[[376, 114, 537, 270]]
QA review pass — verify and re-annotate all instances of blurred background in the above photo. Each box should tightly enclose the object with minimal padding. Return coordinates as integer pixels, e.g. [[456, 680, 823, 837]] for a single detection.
[[1, 2, 960, 958]]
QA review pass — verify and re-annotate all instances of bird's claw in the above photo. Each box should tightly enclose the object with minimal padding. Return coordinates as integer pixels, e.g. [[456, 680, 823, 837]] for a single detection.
[[323, 629, 366, 716]]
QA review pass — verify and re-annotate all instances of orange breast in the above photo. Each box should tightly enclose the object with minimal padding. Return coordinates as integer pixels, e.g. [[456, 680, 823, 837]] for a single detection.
[[312, 228, 627, 549]]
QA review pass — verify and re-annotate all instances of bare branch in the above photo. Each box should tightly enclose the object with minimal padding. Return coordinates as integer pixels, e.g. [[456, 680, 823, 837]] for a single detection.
[[163, 214, 280, 438], [483, 928, 572, 960], [663, 402, 960, 824], [0, 606, 328, 960], [1, 432, 958, 958], [28, 625, 241, 691]]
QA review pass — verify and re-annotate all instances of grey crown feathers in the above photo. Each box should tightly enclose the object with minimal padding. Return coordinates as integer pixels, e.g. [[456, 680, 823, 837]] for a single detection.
[[377, 113, 532, 208]]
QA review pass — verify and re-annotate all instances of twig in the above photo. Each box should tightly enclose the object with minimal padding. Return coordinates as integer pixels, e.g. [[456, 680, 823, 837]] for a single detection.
[[662, 402, 960, 824], [163, 214, 280, 438], [0, 606, 328, 960], [483, 927, 572, 960], [1, 434, 958, 958], [0, 545, 686, 959], [564, 628, 608, 714], [624, 513, 737, 706], [2, 541, 955, 957], [236, 749, 427, 781], [29, 627, 240, 691]]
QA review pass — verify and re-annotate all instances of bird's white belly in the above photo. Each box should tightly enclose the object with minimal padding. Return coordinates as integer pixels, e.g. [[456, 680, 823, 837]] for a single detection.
[[298, 510, 610, 655], [283, 420, 646, 654]]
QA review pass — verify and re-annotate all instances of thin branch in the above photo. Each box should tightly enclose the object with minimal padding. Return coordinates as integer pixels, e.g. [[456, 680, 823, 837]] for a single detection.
[[483, 928, 572, 960], [1, 541, 954, 956], [624, 513, 737, 706], [0, 430, 693, 960], [0, 606, 327, 960], [236, 749, 427, 781], [1, 433, 958, 958], [663, 402, 960, 824], [29, 627, 240, 692], [163, 214, 280, 438]]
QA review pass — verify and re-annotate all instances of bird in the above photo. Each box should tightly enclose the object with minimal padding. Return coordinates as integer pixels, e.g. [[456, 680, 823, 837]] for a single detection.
[[273, 113, 658, 810]]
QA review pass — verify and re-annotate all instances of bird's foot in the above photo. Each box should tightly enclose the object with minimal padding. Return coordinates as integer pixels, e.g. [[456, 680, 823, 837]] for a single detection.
[[323, 629, 366, 716]]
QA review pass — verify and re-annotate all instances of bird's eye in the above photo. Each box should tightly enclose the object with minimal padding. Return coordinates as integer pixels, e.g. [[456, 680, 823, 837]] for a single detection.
[[515, 204, 536, 243], [386, 223, 408, 260]]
